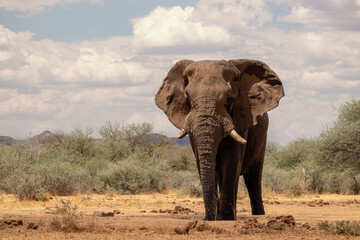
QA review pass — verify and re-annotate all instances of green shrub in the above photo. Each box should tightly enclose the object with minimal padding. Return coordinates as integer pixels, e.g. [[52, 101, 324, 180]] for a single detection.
[[318, 220, 360, 236], [335, 221, 360, 236], [262, 165, 290, 193], [97, 153, 167, 194], [3, 173, 45, 201], [306, 170, 325, 194], [34, 161, 97, 195], [165, 171, 201, 196], [183, 182, 202, 197], [83, 157, 110, 177], [60, 127, 94, 157], [4, 116, 360, 198], [0, 143, 45, 200]]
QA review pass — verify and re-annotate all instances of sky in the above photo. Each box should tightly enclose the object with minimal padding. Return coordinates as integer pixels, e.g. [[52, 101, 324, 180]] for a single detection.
[[0, 0, 359, 144]]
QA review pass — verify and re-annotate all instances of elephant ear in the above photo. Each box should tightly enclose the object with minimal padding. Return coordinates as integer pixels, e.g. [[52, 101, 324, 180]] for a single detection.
[[229, 59, 284, 130], [155, 60, 193, 130]]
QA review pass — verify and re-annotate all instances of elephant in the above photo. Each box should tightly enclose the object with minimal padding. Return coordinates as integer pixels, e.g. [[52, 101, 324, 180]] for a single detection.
[[155, 59, 284, 220]]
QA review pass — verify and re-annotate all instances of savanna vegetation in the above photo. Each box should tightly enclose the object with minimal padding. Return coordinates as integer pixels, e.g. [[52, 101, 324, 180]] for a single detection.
[[0, 99, 359, 200]]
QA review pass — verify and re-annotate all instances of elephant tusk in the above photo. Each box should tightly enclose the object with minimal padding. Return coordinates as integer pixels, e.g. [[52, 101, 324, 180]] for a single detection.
[[175, 129, 187, 139], [229, 130, 247, 144]]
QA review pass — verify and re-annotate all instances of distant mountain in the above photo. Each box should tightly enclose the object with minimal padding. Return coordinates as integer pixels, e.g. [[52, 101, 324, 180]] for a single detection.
[[0, 136, 16, 145], [149, 133, 190, 146], [1, 131, 190, 146], [28, 130, 60, 144], [173, 136, 190, 146]]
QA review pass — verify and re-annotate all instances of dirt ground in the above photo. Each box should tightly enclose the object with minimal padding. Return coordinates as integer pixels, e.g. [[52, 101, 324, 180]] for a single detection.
[[1, 192, 360, 239]]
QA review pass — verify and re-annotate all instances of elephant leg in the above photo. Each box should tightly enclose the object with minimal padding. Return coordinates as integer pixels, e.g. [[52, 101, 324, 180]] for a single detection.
[[218, 167, 240, 220], [243, 114, 267, 215], [217, 136, 244, 220], [243, 160, 265, 215]]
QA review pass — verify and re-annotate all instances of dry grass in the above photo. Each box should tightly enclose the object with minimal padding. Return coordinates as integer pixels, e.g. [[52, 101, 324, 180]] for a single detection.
[[49, 199, 83, 232], [1, 193, 360, 240]]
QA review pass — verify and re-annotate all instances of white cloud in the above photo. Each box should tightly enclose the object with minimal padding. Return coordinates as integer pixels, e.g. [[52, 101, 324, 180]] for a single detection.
[[300, 71, 360, 90], [0, 25, 153, 89], [0, 89, 62, 118], [0, 0, 103, 15], [277, 0, 360, 31], [0, 24, 163, 136], [130, 6, 234, 54], [196, 0, 273, 29], [0, 1, 359, 145]]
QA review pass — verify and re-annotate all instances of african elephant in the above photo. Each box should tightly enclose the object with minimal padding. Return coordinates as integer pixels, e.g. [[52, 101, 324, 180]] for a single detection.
[[155, 59, 284, 220]]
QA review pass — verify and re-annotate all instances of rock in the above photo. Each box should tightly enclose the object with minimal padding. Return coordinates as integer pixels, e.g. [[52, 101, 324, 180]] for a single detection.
[[172, 205, 194, 214], [4, 220, 23, 227], [93, 211, 115, 217], [27, 222, 39, 230], [267, 215, 295, 229], [157, 205, 194, 215], [301, 222, 311, 229], [174, 221, 198, 234], [280, 215, 295, 226], [196, 222, 212, 231], [242, 217, 264, 229], [113, 210, 121, 214]]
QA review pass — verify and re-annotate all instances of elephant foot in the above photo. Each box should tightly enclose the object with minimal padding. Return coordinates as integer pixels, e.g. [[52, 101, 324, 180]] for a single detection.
[[203, 209, 217, 221], [217, 212, 235, 221], [203, 216, 216, 221], [251, 209, 265, 215]]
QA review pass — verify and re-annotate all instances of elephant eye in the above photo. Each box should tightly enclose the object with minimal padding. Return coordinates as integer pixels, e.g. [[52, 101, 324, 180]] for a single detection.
[[185, 91, 191, 108], [226, 96, 233, 111], [186, 97, 191, 108], [227, 96, 233, 105], [183, 77, 189, 88]]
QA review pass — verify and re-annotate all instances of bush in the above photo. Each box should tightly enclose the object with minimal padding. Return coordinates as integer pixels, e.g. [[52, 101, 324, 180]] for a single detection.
[[0, 122, 201, 198], [3, 113, 360, 198], [167, 171, 201, 196], [97, 152, 167, 194], [33, 161, 97, 195], [60, 127, 95, 157], [0, 143, 46, 200], [318, 220, 360, 236], [306, 170, 325, 194], [3, 174, 45, 201], [165, 146, 196, 172]]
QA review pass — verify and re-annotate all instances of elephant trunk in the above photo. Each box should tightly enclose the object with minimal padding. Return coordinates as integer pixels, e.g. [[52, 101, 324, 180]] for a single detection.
[[191, 115, 222, 220], [181, 109, 246, 220]]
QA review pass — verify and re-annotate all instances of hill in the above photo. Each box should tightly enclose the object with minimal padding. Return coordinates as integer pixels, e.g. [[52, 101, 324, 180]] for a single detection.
[[0, 136, 16, 145], [149, 133, 190, 146], [28, 130, 60, 144], [0, 131, 190, 146]]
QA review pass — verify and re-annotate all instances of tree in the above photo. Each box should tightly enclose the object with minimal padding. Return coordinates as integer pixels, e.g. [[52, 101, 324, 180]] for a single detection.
[[98, 121, 130, 162], [319, 99, 360, 193], [63, 127, 94, 156], [267, 138, 318, 170], [121, 122, 154, 152], [98, 121, 155, 156]]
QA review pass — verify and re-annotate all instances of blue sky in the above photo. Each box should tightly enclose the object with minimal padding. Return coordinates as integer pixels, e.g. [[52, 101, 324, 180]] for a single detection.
[[0, 0, 359, 144], [0, 0, 195, 41]]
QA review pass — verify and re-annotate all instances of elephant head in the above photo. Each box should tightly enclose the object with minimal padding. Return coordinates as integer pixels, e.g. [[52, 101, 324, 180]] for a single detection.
[[155, 59, 284, 220]]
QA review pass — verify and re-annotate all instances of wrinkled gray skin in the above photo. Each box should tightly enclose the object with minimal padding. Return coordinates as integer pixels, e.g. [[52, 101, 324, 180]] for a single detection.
[[155, 59, 284, 220]]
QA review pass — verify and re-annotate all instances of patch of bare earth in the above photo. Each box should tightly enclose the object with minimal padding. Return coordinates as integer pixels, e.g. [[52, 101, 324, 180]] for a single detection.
[[0, 193, 360, 239]]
